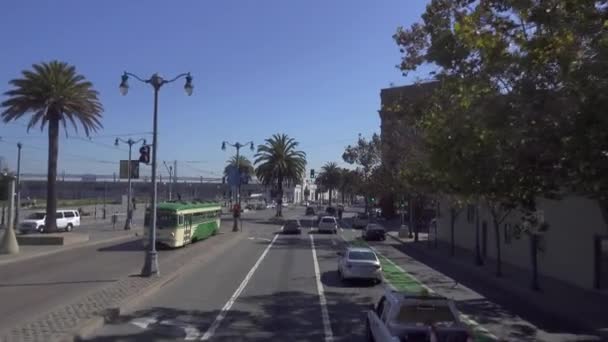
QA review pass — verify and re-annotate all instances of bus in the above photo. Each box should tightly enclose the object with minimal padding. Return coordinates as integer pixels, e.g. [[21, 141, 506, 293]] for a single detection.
[[143, 201, 222, 248]]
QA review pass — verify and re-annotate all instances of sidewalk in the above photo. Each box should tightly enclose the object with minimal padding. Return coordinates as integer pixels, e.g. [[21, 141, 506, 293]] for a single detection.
[[386, 232, 608, 340], [0, 221, 243, 342]]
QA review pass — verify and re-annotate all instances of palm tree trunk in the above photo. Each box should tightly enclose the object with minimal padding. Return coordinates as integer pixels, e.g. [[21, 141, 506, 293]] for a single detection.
[[45, 117, 59, 232], [328, 189, 332, 206], [492, 215, 503, 277], [276, 174, 283, 217]]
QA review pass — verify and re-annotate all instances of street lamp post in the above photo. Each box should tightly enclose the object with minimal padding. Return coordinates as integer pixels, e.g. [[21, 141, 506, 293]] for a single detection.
[[14, 143, 22, 227], [120, 71, 193, 277], [115, 137, 146, 230], [221, 141, 254, 232]]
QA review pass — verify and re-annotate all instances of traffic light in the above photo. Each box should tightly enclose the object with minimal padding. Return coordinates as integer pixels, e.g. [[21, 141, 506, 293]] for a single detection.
[[310, 169, 315, 179], [138, 145, 150, 164]]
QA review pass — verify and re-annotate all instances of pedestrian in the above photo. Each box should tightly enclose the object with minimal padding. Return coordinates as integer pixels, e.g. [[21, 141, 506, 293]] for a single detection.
[[132, 197, 137, 211], [338, 206, 343, 220]]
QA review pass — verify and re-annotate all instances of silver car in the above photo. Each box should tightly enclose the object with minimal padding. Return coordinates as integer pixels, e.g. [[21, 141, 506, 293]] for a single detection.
[[337, 247, 382, 284]]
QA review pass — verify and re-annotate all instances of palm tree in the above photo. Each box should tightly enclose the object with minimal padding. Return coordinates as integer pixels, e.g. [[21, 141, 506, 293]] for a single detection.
[[1, 61, 103, 232], [254, 134, 306, 217], [317, 162, 342, 206], [224, 155, 254, 184]]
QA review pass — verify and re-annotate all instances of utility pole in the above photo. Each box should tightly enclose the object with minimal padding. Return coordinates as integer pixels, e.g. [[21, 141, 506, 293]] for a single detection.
[[163, 161, 173, 200], [103, 181, 107, 219], [14, 143, 22, 227]]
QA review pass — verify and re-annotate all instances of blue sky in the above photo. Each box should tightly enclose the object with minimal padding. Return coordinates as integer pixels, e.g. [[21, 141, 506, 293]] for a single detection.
[[0, 0, 429, 179]]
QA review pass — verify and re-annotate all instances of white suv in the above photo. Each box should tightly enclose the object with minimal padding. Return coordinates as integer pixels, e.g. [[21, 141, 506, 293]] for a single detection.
[[20, 210, 80, 234], [318, 216, 338, 234]]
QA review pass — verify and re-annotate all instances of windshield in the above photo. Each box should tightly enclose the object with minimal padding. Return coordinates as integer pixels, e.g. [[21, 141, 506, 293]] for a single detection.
[[321, 218, 335, 223], [348, 251, 377, 261], [144, 211, 177, 227], [397, 304, 456, 325], [285, 220, 300, 228], [27, 213, 45, 220]]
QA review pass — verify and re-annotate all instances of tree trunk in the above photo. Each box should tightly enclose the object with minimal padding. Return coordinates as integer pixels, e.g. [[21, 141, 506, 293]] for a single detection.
[[450, 208, 456, 257], [413, 197, 419, 242], [492, 216, 503, 277], [45, 117, 59, 232], [530, 233, 541, 291], [341, 188, 345, 205], [276, 174, 283, 217], [328, 189, 332, 206], [474, 204, 483, 266]]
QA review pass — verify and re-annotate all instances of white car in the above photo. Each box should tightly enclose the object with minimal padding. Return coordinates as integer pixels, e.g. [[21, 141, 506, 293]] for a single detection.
[[20, 210, 80, 234], [337, 247, 382, 283], [353, 212, 370, 228], [366, 289, 473, 342], [318, 216, 338, 234]]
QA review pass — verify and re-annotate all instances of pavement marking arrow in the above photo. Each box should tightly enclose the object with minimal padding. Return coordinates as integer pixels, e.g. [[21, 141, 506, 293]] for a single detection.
[[130, 316, 158, 329]]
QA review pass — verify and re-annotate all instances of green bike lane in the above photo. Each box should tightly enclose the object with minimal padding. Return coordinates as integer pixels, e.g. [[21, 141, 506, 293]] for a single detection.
[[337, 228, 602, 342]]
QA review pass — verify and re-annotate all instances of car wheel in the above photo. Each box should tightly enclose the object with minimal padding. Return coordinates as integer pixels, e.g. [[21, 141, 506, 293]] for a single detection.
[[38, 226, 45, 233], [65, 223, 73, 232]]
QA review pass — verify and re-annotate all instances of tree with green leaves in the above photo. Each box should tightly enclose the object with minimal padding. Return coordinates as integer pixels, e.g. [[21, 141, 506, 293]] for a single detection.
[[342, 133, 381, 212], [316, 162, 342, 206], [1, 61, 103, 232], [393, 0, 583, 283], [224, 155, 254, 184], [339, 168, 361, 205], [254, 134, 306, 217]]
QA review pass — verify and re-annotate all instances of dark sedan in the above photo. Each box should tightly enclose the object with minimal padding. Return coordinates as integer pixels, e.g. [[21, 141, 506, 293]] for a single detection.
[[305, 207, 316, 216], [362, 223, 386, 241], [283, 219, 302, 234]]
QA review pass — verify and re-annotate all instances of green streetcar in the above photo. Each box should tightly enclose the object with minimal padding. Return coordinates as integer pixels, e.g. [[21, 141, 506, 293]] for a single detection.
[[143, 201, 222, 248]]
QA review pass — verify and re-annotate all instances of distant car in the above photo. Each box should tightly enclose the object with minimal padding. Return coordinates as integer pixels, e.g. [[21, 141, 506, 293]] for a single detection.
[[325, 206, 337, 217], [318, 216, 338, 234], [305, 207, 316, 216], [282, 202, 288, 207], [20, 210, 80, 234], [337, 247, 382, 283], [267, 203, 276, 209], [353, 212, 370, 228], [362, 223, 386, 241], [283, 219, 302, 234], [366, 289, 473, 342]]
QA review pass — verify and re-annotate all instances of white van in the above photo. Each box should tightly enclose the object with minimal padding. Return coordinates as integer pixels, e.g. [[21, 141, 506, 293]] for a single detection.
[[19, 210, 80, 234]]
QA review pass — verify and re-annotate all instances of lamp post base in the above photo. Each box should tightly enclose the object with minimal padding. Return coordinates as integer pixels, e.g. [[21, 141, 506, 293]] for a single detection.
[[124, 210, 132, 230], [232, 217, 239, 232], [141, 250, 159, 277]]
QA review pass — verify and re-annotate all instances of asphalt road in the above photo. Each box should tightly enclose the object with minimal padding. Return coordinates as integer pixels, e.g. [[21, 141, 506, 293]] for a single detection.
[[77, 206, 601, 342], [85, 207, 384, 342]]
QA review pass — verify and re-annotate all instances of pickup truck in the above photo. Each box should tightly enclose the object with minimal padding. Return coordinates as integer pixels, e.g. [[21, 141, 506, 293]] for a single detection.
[[366, 289, 473, 342]]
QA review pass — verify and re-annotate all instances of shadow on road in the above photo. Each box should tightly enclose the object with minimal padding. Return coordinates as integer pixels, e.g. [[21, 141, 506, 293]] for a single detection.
[[98, 239, 144, 252], [82, 290, 375, 342], [320, 270, 377, 289]]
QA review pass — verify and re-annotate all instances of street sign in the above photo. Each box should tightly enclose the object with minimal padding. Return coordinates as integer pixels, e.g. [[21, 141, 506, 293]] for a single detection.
[[226, 165, 240, 186], [119, 160, 140, 179]]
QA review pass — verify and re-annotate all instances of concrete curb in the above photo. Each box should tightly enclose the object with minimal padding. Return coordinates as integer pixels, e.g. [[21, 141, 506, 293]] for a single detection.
[[385, 233, 607, 339], [72, 229, 248, 342], [0, 230, 142, 266]]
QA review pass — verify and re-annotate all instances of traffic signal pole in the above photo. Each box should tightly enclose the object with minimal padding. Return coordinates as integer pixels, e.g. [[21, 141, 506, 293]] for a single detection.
[[116, 137, 146, 230]]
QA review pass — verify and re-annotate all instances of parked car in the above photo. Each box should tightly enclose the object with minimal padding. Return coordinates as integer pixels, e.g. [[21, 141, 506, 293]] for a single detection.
[[282, 219, 302, 234], [337, 247, 382, 283], [325, 206, 337, 217], [353, 212, 370, 228], [20, 209, 80, 234], [318, 216, 338, 234], [362, 223, 386, 241], [366, 289, 473, 342], [305, 206, 316, 216]]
